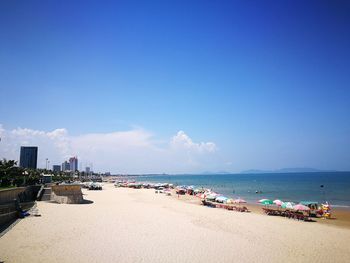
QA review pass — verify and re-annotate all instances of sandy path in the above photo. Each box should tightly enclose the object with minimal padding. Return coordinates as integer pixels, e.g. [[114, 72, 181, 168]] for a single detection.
[[1, 184, 350, 263]]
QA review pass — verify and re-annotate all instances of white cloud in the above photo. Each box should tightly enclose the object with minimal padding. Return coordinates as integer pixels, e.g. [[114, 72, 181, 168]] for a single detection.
[[0, 125, 217, 174], [171, 131, 217, 153]]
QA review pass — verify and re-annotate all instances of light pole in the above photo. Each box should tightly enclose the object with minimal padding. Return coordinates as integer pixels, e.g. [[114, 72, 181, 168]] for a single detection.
[[22, 170, 28, 186]]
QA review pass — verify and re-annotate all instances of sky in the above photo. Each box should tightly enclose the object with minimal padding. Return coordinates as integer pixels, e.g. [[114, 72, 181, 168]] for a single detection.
[[0, 0, 350, 173]]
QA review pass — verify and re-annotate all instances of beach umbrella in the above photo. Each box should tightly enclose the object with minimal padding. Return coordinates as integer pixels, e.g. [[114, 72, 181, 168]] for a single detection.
[[225, 199, 234, 204], [199, 193, 207, 199], [194, 189, 201, 194], [234, 198, 247, 204], [215, 196, 228, 203], [281, 202, 295, 209], [260, 199, 273, 205], [273, 200, 283, 206], [206, 194, 218, 201], [258, 199, 269, 203], [293, 204, 310, 211]]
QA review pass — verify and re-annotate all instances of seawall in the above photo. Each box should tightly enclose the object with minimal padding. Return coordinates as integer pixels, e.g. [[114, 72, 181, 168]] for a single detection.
[[51, 184, 83, 204], [0, 186, 39, 226]]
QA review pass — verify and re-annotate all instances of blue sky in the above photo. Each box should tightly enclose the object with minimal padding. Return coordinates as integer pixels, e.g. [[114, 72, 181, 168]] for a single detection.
[[0, 1, 350, 173]]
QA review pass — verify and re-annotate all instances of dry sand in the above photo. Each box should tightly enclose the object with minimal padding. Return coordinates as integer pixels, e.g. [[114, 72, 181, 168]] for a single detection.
[[1, 184, 350, 263]]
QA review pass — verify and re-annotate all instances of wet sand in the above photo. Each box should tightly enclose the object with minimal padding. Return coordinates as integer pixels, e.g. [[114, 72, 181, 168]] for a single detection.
[[1, 184, 350, 263]]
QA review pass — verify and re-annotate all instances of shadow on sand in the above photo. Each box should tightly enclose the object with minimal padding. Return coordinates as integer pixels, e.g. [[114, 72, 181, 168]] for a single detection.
[[80, 199, 94, 204], [47, 199, 94, 205], [0, 218, 20, 238]]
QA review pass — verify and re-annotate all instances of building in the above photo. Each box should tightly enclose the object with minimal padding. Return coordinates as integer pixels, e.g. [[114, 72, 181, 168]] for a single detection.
[[69, 157, 78, 172], [62, 161, 70, 171], [52, 165, 61, 172], [85, 167, 90, 174], [19, 146, 38, 169], [42, 174, 52, 184]]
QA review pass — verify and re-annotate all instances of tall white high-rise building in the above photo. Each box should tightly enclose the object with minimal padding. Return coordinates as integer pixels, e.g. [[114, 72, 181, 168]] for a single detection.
[[69, 157, 78, 172]]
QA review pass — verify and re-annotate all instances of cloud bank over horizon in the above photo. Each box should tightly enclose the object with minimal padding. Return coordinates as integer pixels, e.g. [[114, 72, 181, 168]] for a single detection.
[[0, 124, 218, 174]]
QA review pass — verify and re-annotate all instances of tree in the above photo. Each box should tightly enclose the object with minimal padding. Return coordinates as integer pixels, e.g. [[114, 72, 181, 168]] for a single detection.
[[0, 159, 24, 187]]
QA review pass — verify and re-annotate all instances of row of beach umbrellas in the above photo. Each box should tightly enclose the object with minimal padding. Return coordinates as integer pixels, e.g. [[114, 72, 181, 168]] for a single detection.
[[200, 191, 309, 210], [199, 191, 247, 204], [197, 189, 309, 210], [258, 199, 310, 211]]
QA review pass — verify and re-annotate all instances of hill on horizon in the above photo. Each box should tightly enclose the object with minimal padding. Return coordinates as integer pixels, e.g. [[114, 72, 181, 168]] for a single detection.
[[240, 168, 338, 174]]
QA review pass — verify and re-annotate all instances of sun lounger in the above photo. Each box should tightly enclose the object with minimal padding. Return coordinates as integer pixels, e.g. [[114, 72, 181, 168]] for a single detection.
[[201, 200, 250, 212], [263, 208, 310, 221]]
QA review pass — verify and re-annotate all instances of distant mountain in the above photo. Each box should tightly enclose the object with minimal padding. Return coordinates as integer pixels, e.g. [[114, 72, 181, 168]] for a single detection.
[[200, 171, 232, 175], [240, 169, 268, 174], [241, 168, 337, 174], [276, 168, 334, 173]]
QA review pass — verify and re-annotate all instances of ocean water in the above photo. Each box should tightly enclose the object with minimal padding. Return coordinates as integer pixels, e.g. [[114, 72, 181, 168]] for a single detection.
[[139, 172, 350, 207]]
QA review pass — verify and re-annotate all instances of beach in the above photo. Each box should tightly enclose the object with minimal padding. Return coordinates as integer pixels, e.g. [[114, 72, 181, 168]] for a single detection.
[[1, 184, 350, 263]]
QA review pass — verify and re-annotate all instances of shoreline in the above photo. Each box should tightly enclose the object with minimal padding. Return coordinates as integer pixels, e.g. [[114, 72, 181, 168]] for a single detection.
[[130, 172, 350, 209]]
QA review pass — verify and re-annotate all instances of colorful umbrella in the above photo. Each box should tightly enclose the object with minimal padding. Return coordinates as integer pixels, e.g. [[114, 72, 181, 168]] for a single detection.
[[199, 193, 206, 199], [206, 194, 218, 201], [258, 199, 269, 203], [293, 204, 310, 211], [281, 202, 295, 209], [215, 196, 228, 203], [260, 199, 273, 205], [225, 199, 234, 204], [234, 198, 247, 204], [273, 199, 283, 206]]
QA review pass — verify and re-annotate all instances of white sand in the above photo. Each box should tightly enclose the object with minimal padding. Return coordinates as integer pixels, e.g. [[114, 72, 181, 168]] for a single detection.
[[1, 184, 350, 263]]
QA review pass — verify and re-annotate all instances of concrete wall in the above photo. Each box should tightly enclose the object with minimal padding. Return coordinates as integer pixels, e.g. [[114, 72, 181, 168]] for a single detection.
[[0, 187, 26, 204], [0, 186, 40, 226], [51, 185, 83, 204], [0, 187, 38, 226], [0, 202, 17, 226]]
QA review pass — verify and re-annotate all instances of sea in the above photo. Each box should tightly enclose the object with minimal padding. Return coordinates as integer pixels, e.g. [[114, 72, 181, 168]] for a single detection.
[[138, 172, 350, 207]]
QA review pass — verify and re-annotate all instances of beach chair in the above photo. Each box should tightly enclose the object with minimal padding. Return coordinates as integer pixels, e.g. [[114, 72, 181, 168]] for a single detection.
[[240, 206, 249, 212], [262, 207, 270, 215], [285, 210, 292, 218], [226, 205, 234, 211]]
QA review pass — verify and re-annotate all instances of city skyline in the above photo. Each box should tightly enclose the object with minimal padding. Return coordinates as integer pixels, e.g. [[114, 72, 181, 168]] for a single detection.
[[1, 1, 350, 173], [0, 126, 349, 174]]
